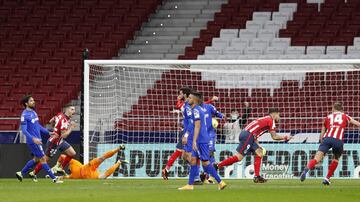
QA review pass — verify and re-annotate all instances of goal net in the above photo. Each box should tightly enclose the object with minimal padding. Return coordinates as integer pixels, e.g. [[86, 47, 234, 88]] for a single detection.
[[84, 60, 360, 179]]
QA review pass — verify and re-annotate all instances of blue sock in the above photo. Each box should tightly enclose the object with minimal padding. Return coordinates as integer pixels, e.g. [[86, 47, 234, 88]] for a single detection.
[[210, 156, 215, 165], [188, 165, 198, 185], [194, 164, 200, 180], [42, 163, 56, 180], [21, 159, 36, 175], [203, 164, 221, 183]]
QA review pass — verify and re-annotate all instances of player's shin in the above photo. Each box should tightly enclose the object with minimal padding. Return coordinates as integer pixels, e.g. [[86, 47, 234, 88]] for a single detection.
[[326, 160, 339, 180], [188, 165, 198, 185], [218, 155, 239, 168], [21, 159, 36, 175], [33, 162, 42, 174], [61, 155, 73, 169], [203, 164, 221, 183], [103, 161, 121, 179], [42, 163, 56, 180], [254, 156, 262, 177], [165, 150, 182, 170], [102, 148, 119, 160]]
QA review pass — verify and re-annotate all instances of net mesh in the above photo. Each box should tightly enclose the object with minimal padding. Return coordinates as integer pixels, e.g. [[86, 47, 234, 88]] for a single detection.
[[86, 62, 360, 179]]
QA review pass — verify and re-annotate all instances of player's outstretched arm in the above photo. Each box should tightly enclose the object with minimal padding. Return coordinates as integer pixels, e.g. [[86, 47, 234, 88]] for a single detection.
[[350, 118, 360, 127], [270, 131, 291, 141]]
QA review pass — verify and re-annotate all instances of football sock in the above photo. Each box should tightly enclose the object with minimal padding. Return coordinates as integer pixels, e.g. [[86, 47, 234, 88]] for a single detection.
[[33, 162, 42, 174], [188, 165, 198, 185], [218, 156, 239, 168], [254, 156, 262, 177], [102, 148, 119, 160], [21, 159, 36, 175], [61, 155, 73, 169], [165, 150, 182, 170], [203, 164, 221, 183], [307, 159, 318, 170], [42, 163, 56, 180], [326, 160, 338, 179]]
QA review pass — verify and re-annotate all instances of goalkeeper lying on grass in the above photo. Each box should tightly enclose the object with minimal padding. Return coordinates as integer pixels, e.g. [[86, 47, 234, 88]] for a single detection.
[[50, 145, 128, 179]]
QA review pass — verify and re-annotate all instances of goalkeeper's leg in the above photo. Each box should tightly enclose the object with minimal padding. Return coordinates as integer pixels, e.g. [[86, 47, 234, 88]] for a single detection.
[[91, 145, 125, 170], [98, 159, 129, 179]]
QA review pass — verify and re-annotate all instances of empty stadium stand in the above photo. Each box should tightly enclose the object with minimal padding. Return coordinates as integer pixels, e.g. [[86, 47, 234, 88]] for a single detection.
[[0, 0, 162, 130]]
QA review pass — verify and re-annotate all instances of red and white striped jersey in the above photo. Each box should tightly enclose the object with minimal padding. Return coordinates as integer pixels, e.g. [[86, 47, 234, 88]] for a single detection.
[[244, 116, 276, 138], [49, 112, 71, 145], [323, 112, 352, 141]]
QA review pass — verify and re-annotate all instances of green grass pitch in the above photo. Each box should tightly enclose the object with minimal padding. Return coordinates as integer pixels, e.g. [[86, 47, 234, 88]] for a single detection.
[[0, 179, 359, 202]]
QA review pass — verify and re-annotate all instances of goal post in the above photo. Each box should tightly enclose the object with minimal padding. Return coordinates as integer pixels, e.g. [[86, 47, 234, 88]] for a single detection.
[[83, 60, 360, 179]]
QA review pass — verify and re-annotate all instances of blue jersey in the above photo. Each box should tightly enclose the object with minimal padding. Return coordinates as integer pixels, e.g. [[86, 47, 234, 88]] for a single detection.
[[182, 101, 194, 138], [21, 109, 50, 144], [202, 103, 223, 138], [192, 105, 210, 144]]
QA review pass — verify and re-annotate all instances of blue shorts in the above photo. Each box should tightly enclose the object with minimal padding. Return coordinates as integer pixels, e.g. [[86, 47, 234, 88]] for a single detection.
[[175, 130, 185, 150], [192, 143, 210, 161], [236, 130, 259, 156], [318, 137, 344, 156], [45, 140, 71, 158], [27, 143, 45, 158], [183, 138, 193, 153]]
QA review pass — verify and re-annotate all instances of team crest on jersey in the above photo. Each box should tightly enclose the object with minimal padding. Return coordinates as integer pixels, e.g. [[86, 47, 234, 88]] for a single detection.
[[186, 108, 192, 116]]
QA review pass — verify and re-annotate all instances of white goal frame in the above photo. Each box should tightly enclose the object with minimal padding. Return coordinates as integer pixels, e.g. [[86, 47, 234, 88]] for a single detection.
[[83, 59, 360, 172]]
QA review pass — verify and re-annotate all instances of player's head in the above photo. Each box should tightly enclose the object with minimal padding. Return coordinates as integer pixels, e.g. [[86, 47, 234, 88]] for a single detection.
[[189, 91, 203, 105], [269, 108, 280, 122], [64, 104, 76, 117], [179, 87, 192, 99], [21, 95, 35, 109], [332, 102, 343, 112]]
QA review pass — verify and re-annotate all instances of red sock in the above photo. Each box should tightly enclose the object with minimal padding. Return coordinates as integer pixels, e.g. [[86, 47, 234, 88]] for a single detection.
[[254, 156, 262, 177], [307, 159, 318, 170], [61, 155, 73, 169], [196, 159, 200, 166], [326, 160, 338, 179], [34, 162, 42, 174], [218, 156, 239, 168], [165, 150, 182, 170]]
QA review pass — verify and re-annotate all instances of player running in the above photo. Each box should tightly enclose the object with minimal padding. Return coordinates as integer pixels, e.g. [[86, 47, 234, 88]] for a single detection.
[[162, 87, 218, 180], [214, 108, 291, 183], [55, 145, 127, 179], [29, 105, 77, 182], [300, 102, 360, 185], [179, 92, 226, 190], [16, 95, 63, 183]]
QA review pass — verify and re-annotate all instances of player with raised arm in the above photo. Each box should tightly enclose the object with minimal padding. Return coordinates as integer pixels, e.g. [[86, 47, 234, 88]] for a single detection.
[[161, 87, 218, 180], [29, 105, 77, 182], [200, 103, 224, 184], [15, 95, 63, 183], [56, 145, 128, 179], [214, 108, 292, 183], [179, 92, 226, 190], [300, 102, 360, 185]]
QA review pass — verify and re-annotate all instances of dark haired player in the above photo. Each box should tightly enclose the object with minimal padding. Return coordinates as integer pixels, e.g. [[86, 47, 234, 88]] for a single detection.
[[215, 108, 292, 183], [300, 102, 360, 185], [162, 87, 218, 180], [179, 91, 226, 190], [29, 105, 77, 182], [15, 95, 63, 183]]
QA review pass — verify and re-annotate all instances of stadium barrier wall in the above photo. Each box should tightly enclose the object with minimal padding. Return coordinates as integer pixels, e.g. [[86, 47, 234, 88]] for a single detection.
[[97, 144, 360, 179]]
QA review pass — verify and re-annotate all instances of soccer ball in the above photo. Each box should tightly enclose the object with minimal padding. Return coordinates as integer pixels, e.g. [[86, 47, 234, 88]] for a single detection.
[[212, 118, 218, 129]]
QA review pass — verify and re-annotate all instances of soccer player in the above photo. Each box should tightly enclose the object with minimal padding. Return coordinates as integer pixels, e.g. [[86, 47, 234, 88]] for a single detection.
[[15, 95, 63, 183], [56, 145, 127, 179], [214, 108, 292, 183], [300, 102, 360, 185], [200, 103, 224, 184], [179, 92, 226, 190], [29, 105, 77, 182], [162, 87, 218, 180]]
